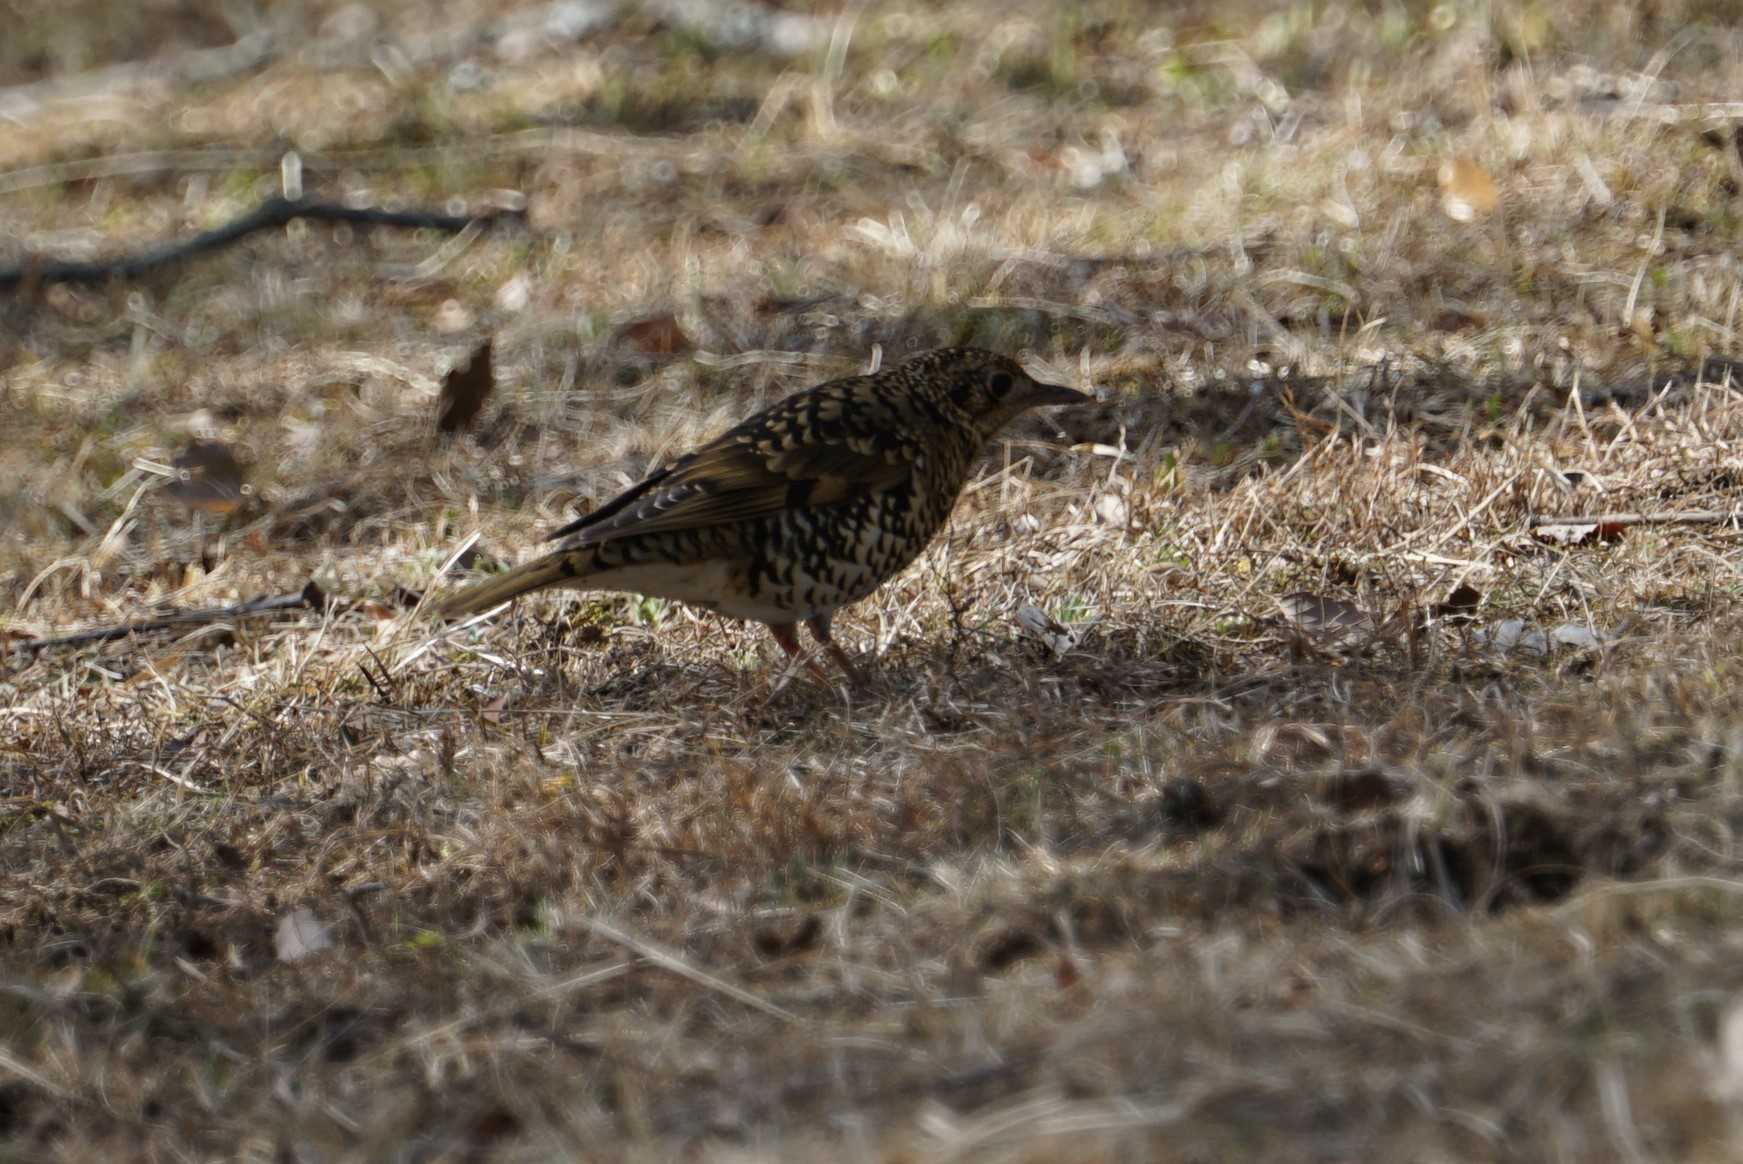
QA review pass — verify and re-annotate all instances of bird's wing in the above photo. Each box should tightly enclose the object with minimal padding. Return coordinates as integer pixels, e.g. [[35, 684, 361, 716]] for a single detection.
[[548, 383, 915, 545]]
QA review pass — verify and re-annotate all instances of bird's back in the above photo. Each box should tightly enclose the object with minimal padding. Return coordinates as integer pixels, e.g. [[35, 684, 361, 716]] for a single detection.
[[547, 367, 971, 549], [555, 367, 981, 622]]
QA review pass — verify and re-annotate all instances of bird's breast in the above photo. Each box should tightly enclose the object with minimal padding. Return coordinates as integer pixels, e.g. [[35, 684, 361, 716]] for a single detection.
[[740, 461, 970, 617]]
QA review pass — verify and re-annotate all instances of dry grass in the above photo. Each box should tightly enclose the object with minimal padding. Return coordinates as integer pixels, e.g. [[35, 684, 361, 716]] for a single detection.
[[6, 1, 1743, 1159]]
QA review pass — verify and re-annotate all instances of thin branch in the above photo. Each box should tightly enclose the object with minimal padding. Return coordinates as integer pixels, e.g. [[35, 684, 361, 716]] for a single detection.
[[0, 30, 278, 121], [1528, 510, 1742, 528], [0, 149, 287, 197], [8, 581, 331, 656], [0, 197, 527, 291], [579, 917, 799, 1023]]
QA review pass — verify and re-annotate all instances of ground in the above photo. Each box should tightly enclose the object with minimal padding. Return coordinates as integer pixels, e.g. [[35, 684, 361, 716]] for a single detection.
[[5, 1, 1743, 1160]]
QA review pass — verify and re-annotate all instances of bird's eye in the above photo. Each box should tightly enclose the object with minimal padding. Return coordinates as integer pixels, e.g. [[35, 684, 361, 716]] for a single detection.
[[988, 371, 1014, 395]]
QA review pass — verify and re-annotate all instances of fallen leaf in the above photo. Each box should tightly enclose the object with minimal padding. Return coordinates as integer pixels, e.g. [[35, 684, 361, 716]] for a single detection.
[[436, 338, 494, 434], [1433, 584, 1483, 622], [1277, 592, 1373, 647], [1477, 618, 1547, 655], [1439, 156, 1500, 221], [1092, 493, 1129, 526], [495, 273, 531, 313], [433, 298, 473, 333], [1549, 623, 1603, 650], [1016, 604, 1080, 656], [613, 313, 694, 358], [1432, 306, 1488, 332], [275, 908, 332, 962], [1317, 767, 1401, 812], [467, 1106, 522, 1150], [1710, 994, 1743, 1102], [1157, 777, 1221, 831], [752, 914, 822, 958], [1535, 521, 1625, 546], [163, 440, 248, 514], [975, 926, 1044, 973]]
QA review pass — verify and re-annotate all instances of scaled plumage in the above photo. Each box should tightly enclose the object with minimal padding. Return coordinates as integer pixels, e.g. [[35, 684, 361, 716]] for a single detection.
[[437, 347, 1090, 682]]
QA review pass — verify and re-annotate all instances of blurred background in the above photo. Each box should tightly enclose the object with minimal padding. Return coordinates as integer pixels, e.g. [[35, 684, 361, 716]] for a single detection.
[[6, 0, 1739, 574]]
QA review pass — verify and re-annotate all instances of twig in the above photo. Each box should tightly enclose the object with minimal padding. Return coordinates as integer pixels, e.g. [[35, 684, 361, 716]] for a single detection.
[[0, 30, 278, 121], [1527, 510, 1741, 528], [8, 581, 330, 656], [356, 657, 393, 703], [1554, 875, 1743, 916], [0, 148, 287, 197], [1421, 470, 1522, 551], [0, 196, 527, 291], [0, 1044, 72, 1101], [579, 916, 798, 1023]]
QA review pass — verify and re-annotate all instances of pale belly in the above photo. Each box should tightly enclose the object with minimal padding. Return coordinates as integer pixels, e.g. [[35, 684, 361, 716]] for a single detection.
[[582, 558, 823, 624], [574, 479, 953, 625]]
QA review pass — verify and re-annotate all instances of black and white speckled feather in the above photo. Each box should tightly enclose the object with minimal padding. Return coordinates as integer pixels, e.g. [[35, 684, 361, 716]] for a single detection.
[[437, 347, 1089, 682]]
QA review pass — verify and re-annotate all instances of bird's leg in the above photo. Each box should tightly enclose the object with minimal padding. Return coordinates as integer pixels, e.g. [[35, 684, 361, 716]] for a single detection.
[[804, 614, 866, 688], [767, 621, 832, 685]]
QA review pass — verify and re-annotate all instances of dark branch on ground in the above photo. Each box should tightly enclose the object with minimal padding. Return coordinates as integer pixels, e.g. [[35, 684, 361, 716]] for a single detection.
[[1528, 509, 1743, 528], [8, 581, 331, 655], [0, 197, 527, 291]]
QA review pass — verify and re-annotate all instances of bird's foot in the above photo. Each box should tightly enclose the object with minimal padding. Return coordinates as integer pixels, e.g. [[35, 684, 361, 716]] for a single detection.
[[767, 621, 865, 693]]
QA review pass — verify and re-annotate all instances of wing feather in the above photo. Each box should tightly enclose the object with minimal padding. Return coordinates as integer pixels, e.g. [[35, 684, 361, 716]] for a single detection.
[[547, 379, 916, 546]]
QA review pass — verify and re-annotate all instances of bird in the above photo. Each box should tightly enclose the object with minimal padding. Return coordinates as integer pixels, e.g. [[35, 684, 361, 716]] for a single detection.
[[436, 347, 1091, 684]]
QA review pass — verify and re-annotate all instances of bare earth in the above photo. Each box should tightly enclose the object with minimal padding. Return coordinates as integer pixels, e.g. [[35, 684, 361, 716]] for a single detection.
[[6, 2, 1743, 1160]]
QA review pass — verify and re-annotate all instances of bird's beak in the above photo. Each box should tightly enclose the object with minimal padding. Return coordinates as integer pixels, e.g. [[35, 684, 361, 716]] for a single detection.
[[1027, 379, 1094, 407]]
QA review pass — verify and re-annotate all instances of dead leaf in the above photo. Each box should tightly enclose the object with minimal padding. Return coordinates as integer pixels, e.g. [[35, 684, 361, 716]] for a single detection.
[[467, 1106, 522, 1150], [1016, 604, 1080, 656], [1432, 306, 1489, 332], [1317, 767, 1401, 812], [163, 440, 248, 514], [752, 914, 822, 959], [1549, 624, 1603, 650], [975, 926, 1044, 973], [1710, 994, 1743, 1102], [275, 908, 332, 962], [613, 313, 694, 358], [1277, 592, 1373, 647], [433, 298, 473, 333], [1478, 618, 1547, 655], [437, 338, 494, 434], [1434, 583, 1483, 622], [1534, 521, 1625, 546], [1092, 493, 1129, 526], [495, 273, 530, 313], [1439, 156, 1499, 221], [1158, 777, 1221, 831]]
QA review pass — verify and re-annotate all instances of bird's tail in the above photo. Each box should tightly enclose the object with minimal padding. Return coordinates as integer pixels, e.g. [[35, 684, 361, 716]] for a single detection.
[[435, 549, 590, 618]]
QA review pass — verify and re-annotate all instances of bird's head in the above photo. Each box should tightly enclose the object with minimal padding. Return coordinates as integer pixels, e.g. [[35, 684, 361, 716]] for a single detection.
[[922, 348, 1093, 440]]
